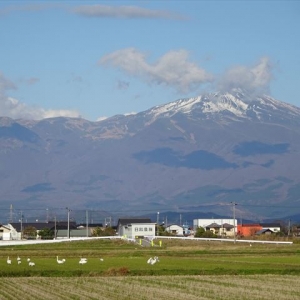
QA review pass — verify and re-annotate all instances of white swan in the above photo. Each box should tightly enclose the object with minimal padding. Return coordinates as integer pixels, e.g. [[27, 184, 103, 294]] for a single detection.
[[57, 256, 65, 264], [7, 256, 11, 265], [147, 256, 159, 265], [79, 258, 87, 264], [29, 261, 35, 266]]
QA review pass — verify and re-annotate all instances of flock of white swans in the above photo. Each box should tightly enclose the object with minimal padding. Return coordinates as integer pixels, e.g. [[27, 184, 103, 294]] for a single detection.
[[6, 256, 159, 266], [5, 256, 104, 266], [6, 256, 36, 266]]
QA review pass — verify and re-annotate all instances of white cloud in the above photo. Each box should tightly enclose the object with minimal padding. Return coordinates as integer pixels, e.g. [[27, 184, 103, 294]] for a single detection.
[[26, 77, 39, 85], [70, 74, 83, 83], [99, 48, 214, 93], [217, 57, 273, 94], [117, 80, 130, 90], [40, 108, 81, 119], [0, 3, 59, 16], [0, 72, 16, 91], [71, 5, 185, 20], [0, 54, 276, 121], [1, 97, 81, 120], [0, 72, 81, 120], [20, 77, 40, 86], [0, 3, 186, 20]]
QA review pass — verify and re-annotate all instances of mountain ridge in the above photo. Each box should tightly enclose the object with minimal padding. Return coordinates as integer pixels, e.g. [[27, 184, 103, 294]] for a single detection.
[[0, 90, 299, 221]]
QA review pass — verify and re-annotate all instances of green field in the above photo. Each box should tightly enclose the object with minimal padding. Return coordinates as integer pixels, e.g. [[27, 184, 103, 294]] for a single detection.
[[0, 238, 300, 299]]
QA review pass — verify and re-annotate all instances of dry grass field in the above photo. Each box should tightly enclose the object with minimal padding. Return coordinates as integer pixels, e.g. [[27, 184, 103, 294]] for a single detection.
[[0, 275, 299, 300]]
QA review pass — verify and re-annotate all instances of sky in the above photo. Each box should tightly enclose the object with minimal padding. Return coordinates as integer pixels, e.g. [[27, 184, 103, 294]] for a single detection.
[[0, 1, 299, 121]]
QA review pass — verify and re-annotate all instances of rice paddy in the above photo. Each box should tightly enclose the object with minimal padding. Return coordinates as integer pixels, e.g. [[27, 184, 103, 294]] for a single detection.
[[0, 238, 300, 299]]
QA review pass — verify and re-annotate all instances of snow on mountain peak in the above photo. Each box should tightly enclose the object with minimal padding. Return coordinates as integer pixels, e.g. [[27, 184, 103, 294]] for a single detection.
[[202, 92, 248, 116], [146, 90, 250, 120], [147, 96, 202, 118], [145, 90, 300, 124]]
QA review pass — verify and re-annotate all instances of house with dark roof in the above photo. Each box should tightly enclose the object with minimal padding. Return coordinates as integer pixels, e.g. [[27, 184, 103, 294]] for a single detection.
[[205, 222, 235, 237], [116, 218, 156, 239], [9, 221, 77, 232], [260, 223, 281, 233], [205, 222, 221, 235], [6, 221, 77, 240], [219, 223, 235, 237], [255, 228, 274, 235]]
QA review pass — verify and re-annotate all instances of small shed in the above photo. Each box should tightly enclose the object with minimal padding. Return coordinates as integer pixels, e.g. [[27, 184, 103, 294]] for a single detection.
[[165, 224, 185, 236], [0, 225, 11, 241]]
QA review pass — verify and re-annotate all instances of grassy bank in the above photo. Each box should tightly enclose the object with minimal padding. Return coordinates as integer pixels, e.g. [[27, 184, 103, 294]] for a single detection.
[[1, 239, 300, 299], [1, 238, 300, 277]]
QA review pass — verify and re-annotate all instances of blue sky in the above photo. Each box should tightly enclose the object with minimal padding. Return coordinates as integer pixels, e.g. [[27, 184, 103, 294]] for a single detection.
[[0, 1, 299, 121]]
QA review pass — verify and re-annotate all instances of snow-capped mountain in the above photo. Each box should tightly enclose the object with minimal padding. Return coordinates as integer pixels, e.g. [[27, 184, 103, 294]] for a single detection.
[[144, 89, 300, 124], [0, 90, 300, 221]]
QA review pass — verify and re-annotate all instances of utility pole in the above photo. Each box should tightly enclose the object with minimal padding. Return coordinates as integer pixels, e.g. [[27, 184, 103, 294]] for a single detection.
[[104, 217, 111, 227], [86, 210, 89, 237], [66, 207, 70, 239], [20, 211, 23, 240], [231, 202, 237, 243], [157, 212, 160, 236], [54, 215, 57, 239], [9, 204, 13, 223]]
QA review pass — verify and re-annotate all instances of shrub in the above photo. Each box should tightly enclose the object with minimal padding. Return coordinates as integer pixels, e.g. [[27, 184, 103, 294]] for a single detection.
[[104, 267, 130, 276]]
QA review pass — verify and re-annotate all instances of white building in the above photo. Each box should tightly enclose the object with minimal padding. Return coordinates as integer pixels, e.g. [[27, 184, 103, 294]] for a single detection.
[[165, 224, 185, 236], [0, 225, 13, 241], [4, 224, 21, 240], [117, 218, 156, 239]]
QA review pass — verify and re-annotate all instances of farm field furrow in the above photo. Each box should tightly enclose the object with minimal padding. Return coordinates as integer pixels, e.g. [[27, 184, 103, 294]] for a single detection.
[[0, 275, 300, 300]]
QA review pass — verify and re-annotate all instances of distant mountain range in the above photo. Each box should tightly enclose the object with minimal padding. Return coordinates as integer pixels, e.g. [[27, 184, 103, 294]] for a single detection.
[[1, 89, 300, 222]]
